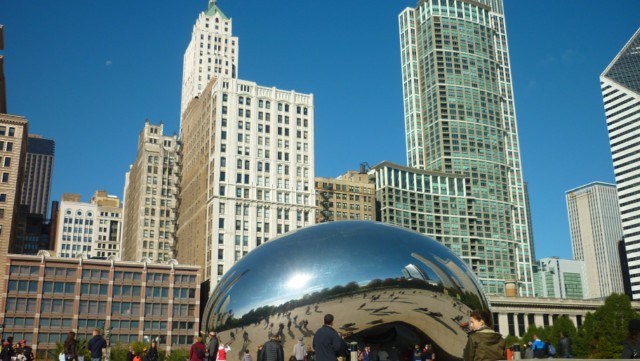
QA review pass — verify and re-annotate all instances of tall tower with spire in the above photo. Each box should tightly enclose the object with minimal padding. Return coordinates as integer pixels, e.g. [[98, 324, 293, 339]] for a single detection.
[[181, 0, 238, 120]]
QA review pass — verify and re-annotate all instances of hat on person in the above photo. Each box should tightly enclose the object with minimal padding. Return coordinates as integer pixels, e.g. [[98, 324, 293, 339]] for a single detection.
[[630, 319, 640, 332], [298, 336, 303, 341], [209, 331, 216, 336]]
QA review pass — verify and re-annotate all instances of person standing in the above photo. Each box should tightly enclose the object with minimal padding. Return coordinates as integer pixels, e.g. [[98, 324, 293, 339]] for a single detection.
[[531, 336, 545, 359], [293, 337, 306, 361], [146, 342, 159, 361], [312, 314, 347, 361], [260, 333, 284, 361], [63, 332, 78, 361], [191, 337, 207, 361], [1, 337, 14, 361], [88, 329, 107, 361], [413, 345, 423, 361], [462, 309, 505, 361], [217, 343, 231, 361], [622, 319, 640, 359], [557, 333, 572, 358], [126, 346, 134, 361], [207, 332, 219, 361]]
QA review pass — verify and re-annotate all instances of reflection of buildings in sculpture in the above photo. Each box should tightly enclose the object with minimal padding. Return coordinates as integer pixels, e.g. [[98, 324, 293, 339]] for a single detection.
[[411, 253, 458, 290], [433, 254, 483, 294]]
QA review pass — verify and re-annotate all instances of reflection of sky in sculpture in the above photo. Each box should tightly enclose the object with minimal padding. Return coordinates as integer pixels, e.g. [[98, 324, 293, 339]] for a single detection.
[[205, 221, 486, 319]]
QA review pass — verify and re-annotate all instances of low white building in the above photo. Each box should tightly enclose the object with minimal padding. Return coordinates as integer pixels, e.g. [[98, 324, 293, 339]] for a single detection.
[[55, 191, 122, 259]]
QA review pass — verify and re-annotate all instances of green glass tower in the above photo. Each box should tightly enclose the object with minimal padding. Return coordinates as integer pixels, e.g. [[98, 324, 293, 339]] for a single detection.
[[399, 0, 534, 295]]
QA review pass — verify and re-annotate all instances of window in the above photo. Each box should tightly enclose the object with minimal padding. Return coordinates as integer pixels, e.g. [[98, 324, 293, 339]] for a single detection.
[[4, 157, 10, 167], [1, 173, 8, 183]]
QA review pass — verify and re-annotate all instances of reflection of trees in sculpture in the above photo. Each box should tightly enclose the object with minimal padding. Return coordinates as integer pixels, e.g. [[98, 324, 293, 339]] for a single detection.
[[214, 276, 484, 332]]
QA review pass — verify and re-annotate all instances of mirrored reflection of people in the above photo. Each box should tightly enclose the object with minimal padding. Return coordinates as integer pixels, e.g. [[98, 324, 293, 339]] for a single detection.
[[259, 333, 284, 361], [622, 319, 640, 359], [463, 309, 506, 361], [313, 314, 347, 361], [422, 344, 435, 361], [293, 337, 306, 361]]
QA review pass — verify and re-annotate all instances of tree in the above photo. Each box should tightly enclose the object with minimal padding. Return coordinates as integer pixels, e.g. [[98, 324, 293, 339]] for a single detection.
[[574, 293, 639, 358]]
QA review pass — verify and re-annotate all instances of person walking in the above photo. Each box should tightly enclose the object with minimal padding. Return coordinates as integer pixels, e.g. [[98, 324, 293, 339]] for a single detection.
[[243, 349, 253, 361], [312, 314, 347, 361], [259, 333, 284, 361], [63, 332, 78, 361], [463, 309, 506, 361], [293, 337, 306, 361], [88, 328, 107, 361], [207, 332, 219, 361]]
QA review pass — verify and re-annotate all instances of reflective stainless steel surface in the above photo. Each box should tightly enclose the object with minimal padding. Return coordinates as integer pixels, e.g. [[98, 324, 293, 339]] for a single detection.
[[203, 221, 489, 361]]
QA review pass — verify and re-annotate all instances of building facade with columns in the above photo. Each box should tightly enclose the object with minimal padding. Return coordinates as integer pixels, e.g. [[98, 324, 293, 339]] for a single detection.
[[488, 295, 640, 337]]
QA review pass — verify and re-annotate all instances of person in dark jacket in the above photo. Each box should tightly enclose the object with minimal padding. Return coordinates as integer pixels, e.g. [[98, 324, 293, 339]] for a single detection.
[[88, 329, 107, 361], [312, 314, 347, 361], [622, 319, 640, 359], [463, 309, 505, 361], [207, 332, 219, 361], [63, 332, 78, 361], [556, 333, 572, 358], [146, 342, 159, 361], [126, 346, 135, 361], [259, 333, 284, 361], [1, 337, 14, 361]]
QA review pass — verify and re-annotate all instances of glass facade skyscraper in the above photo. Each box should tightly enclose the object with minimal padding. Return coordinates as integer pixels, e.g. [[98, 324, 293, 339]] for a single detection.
[[601, 28, 640, 299], [398, 0, 533, 295]]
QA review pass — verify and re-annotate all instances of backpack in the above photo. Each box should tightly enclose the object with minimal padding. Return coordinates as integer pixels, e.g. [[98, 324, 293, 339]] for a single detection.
[[547, 344, 556, 357], [195, 347, 205, 360]]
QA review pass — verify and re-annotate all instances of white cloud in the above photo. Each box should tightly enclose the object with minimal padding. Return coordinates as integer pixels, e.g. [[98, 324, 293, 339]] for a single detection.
[[105, 60, 113, 66]]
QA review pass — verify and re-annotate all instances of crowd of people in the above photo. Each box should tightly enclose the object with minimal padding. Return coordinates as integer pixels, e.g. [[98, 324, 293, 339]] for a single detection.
[[1, 337, 34, 361]]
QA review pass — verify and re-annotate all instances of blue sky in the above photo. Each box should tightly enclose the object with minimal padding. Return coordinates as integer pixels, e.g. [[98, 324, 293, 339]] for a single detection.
[[1, 1, 639, 261]]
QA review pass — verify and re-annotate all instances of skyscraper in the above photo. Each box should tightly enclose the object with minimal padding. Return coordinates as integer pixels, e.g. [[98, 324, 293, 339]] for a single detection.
[[566, 182, 624, 298], [398, 0, 534, 294], [180, 0, 238, 119], [601, 28, 640, 299], [21, 134, 55, 218], [122, 121, 178, 263], [177, 2, 315, 285]]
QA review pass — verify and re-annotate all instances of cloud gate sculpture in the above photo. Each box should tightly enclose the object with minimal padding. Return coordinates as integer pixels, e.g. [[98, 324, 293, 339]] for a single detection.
[[202, 221, 489, 361]]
